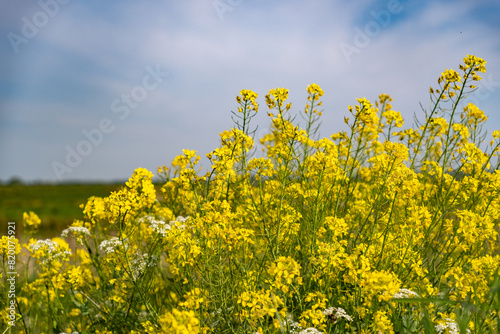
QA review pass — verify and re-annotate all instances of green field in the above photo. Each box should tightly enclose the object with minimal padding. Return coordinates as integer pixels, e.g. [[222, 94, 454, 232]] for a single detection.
[[0, 183, 126, 238]]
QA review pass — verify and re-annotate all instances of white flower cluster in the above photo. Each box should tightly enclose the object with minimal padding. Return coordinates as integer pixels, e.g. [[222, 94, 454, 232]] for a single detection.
[[28, 239, 57, 253], [393, 288, 420, 299], [272, 307, 353, 334], [295, 327, 323, 334], [167, 216, 189, 231], [322, 306, 353, 323], [172, 215, 189, 227], [28, 239, 71, 262], [141, 215, 189, 237], [61, 226, 91, 238], [131, 253, 158, 278], [284, 318, 322, 334], [435, 318, 470, 334], [138, 215, 158, 224], [149, 218, 172, 237], [99, 237, 128, 254]]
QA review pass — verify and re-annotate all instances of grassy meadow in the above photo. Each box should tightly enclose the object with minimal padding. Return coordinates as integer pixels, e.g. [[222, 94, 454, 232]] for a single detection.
[[0, 183, 126, 239], [1, 55, 500, 334]]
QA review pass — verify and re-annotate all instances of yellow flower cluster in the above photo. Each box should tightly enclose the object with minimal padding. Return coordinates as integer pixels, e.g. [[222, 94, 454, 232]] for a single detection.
[[267, 256, 303, 294], [305, 83, 324, 115], [238, 289, 285, 327], [431, 55, 486, 100], [23, 211, 41, 229], [236, 89, 259, 113], [105, 167, 157, 225], [0, 236, 21, 256], [265, 87, 291, 112], [157, 308, 200, 334]]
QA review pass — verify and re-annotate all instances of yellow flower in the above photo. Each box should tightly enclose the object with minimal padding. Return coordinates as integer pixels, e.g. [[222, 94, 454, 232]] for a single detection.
[[80, 196, 107, 226], [266, 87, 289, 111], [307, 83, 324, 97], [237, 289, 284, 325], [239, 89, 258, 103], [178, 288, 207, 310], [300, 292, 328, 330], [361, 270, 401, 302], [267, 256, 303, 294], [65, 266, 83, 289], [23, 211, 41, 229], [463, 54, 486, 73], [0, 236, 21, 257], [371, 310, 395, 334], [159, 309, 200, 333], [441, 69, 461, 84], [463, 103, 487, 124], [69, 308, 81, 317], [238, 89, 259, 112], [381, 109, 404, 128], [104, 168, 156, 224]]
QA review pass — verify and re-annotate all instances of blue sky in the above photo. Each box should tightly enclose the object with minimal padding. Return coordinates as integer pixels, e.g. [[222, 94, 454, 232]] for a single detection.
[[1, 0, 500, 182]]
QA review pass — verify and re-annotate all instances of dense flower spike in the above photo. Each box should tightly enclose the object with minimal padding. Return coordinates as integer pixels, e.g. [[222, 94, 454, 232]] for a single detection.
[[237, 89, 259, 113], [6, 55, 500, 333], [266, 87, 290, 113]]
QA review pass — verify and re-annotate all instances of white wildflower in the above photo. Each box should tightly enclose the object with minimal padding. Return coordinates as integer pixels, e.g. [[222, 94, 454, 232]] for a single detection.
[[286, 320, 302, 332], [435, 318, 470, 334], [131, 253, 158, 278], [148, 218, 172, 237], [145, 215, 190, 237], [322, 306, 353, 323], [138, 215, 155, 223], [28, 239, 71, 262], [28, 239, 58, 253], [99, 237, 127, 254], [61, 226, 90, 238], [282, 318, 301, 332], [176, 216, 189, 223], [170, 216, 189, 229], [285, 315, 322, 334], [393, 288, 420, 299]]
